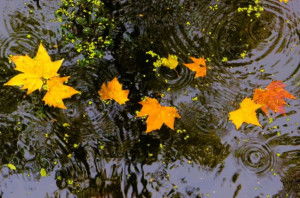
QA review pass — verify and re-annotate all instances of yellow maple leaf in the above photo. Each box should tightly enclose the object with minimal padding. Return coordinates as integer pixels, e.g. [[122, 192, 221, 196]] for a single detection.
[[279, 0, 288, 3], [161, 54, 179, 69], [183, 57, 207, 78], [98, 77, 129, 105], [5, 43, 63, 94], [136, 97, 181, 133], [229, 98, 262, 129], [42, 76, 80, 109]]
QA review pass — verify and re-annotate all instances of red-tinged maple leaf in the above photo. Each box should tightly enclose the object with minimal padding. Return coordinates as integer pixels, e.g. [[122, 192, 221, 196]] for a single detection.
[[136, 97, 181, 133], [253, 81, 296, 115]]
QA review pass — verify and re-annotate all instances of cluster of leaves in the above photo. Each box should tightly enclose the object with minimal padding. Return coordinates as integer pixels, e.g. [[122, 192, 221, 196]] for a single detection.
[[98, 78, 181, 133], [229, 81, 296, 129], [146, 51, 179, 69], [5, 0, 294, 133], [146, 51, 207, 78], [97, 51, 207, 132], [55, 0, 114, 66], [4, 44, 184, 133], [5, 44, 80, 109]]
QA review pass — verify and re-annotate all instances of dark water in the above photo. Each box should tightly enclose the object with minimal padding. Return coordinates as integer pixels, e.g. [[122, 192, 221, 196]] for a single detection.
[[0, 0, 299, 197]]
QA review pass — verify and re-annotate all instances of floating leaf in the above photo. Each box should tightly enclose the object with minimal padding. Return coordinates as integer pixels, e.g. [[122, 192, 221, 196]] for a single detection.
[[40, 168, 47, 177], [229, 98, 262, 129], [136, 97, 181, 133], [161, 54, 178, 69], [253, 81, 296, 115], [98, 77, 129, 105], [6, 164, 16, 170], [43, 76, 80, 109], [183, 57, 207, 78], [5, 43, 63, 94], [279, 0, 288, 3], [146, 51, 178, 69], [5, 43, 79, 109]]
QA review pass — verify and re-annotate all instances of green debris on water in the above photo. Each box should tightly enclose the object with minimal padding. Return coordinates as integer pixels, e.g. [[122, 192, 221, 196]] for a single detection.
[[237, 0, 264, 18], [5, 164, 16, 170], [40, 168, 47, 177], [221, 57, 228, 62], [55, 0, 114, 66], [63, 123, 71, 127], [146, 51, 179, 69]]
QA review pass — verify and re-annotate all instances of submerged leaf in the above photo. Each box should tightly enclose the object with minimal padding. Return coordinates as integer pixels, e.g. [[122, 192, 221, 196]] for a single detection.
[[183, 57, 207, 78], [5, 43, 63, 94], [253, 81, 296, 115], [136, 97, 181, 133], [43, 76, 80, 109], [229, 98, 262, 129], [98, 77, 129, 105]]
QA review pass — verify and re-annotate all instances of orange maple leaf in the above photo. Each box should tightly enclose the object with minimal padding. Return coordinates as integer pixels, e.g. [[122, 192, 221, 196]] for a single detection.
[[183, 57, 207, 78], [98, 77, 129, 105], [43, 76, 80, 109], [229, 98, 262, 129], [136, 97, 181, 133], [253, 81, 296, 115]]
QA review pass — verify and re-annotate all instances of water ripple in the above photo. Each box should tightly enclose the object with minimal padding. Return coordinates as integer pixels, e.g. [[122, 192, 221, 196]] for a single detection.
[[155, 64, 194, 89], [236, 139, 276, 174]]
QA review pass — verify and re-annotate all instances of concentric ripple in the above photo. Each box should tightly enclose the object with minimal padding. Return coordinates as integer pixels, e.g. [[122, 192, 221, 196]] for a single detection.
[[0, 31, 40, 59], [159, 0, 300, 84], [236, 140, 276, 174], [155, 64, 194, 89], [0, 2, 62, 63], [175, 86, 231, 133]]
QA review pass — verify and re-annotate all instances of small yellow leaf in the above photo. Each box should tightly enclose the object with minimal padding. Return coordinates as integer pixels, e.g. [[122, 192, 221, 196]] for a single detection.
[[98, 77, 129, 105], [161, 54, 179, 69], [6, 164, 16, 170], [63, 123, 71, 127], [5, 43, 63, 94], [40, 168, 47, 177], [42, 76, 80, 109], [229, 98, 262, 129]]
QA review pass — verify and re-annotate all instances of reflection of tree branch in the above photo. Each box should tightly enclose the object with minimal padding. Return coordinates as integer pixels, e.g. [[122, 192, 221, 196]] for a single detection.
[[275, 166, 300, 198], [160, 130, 229, 168]]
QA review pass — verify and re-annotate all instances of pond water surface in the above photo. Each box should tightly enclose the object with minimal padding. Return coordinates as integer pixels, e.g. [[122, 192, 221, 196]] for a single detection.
[[0, 0, 300, 197]]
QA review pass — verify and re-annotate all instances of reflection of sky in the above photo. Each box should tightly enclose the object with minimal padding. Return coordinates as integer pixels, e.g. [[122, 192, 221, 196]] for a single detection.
[[0, 170, 59, 198], [143, 156, 282, 198], [0, 155, 284, 198], [0, 0, 60, 37]]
